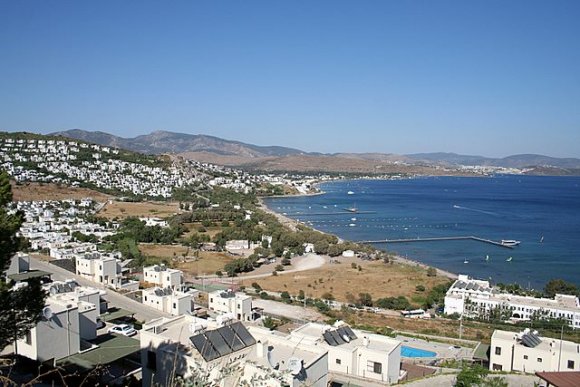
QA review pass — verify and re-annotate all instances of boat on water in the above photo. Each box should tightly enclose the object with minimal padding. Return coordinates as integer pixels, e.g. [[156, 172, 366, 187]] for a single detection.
[[347, 191, 355, 195], [485, 255, 490, 262], [506, 256, 513, 262], [351, 217, 357, 221], [501, 240, 521, 247], [349, 223, 356, 227], [463, 259, 469, 264]]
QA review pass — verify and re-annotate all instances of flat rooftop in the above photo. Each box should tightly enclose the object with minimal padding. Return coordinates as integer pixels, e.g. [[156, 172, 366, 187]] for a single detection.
[[248, 326, 327, 371], [291, 322, 400, 353]]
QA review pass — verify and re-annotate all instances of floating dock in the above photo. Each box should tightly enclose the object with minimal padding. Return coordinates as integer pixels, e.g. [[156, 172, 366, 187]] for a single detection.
[[358, 235, 514, 249]]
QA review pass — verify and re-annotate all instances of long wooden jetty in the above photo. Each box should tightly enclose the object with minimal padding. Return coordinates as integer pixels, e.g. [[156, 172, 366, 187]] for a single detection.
[[358, 235, 514, 249], [285, 211, 377, 216]]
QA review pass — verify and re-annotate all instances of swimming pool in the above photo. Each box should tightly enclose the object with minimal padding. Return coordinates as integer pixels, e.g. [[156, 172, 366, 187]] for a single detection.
[[401, 345, 437, 358]]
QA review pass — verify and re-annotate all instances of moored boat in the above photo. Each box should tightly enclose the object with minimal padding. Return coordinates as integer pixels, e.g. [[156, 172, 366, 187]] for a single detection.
[[501, 240, 521, 247]]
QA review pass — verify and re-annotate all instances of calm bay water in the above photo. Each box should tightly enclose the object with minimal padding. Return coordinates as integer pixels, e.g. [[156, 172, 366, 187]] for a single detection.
[[264, 175, 580, 289]]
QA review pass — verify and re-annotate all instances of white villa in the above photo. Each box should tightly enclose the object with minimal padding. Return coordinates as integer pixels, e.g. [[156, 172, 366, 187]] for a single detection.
[[16, 292, 100, 363], [490, 329, 580, 373], [444, 275, 580, 329], [142, 287, 198, 316], [75, 252, 138, 291], [140, 315, 329, 387], [208, 289, 253, 322], [140, 315, 257, 387], [143, 264, 183, 289], [289, 321, 402, 384]]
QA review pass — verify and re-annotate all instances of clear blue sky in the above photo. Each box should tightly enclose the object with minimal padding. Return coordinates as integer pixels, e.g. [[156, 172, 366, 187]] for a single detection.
[[1, 1, 579, 158]]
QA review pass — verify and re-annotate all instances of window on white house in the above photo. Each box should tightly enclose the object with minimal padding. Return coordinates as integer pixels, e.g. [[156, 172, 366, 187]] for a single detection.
[[495, 347, 501, 355], [568, 360, 575, 369], [336, 359, 341, 365], [367, 361, 382, 374]]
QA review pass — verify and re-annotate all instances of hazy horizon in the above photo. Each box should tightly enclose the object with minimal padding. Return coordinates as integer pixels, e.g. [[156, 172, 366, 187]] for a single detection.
[[1, 1, 579, 158]]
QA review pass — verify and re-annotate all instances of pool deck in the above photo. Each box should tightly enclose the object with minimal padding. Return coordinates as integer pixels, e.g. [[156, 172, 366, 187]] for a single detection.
[[397, 335, 473, 360]]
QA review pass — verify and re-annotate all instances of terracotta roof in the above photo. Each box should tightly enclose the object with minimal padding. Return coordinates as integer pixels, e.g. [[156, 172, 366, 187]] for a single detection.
[[536, 371, 580, 387]]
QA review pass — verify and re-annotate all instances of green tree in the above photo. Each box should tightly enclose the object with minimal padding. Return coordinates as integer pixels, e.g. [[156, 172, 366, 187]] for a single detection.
[[544, 279, 578, 298], [358, 292, 373, 307], [455, 364, 488, 386], [0, 171, 47, 351]]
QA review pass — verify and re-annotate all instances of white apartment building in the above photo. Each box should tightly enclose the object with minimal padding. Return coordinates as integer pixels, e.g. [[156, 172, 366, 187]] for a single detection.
[[245, 326, 329, 387], [142, 287, 197, 316], [290, 321, 402, 384], [208, 289, 253, 322], [16, 294, 98, 363], [75, 252, 138, 291], [444, 275, 580, 329], [490, 329, 580, 374], [143, 264, 183, 289], [140, 315, 257, 387]]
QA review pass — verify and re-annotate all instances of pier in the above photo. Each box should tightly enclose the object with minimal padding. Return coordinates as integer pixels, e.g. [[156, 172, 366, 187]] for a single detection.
[[285, 211, 377, 216], [358, 235, 514, 249]]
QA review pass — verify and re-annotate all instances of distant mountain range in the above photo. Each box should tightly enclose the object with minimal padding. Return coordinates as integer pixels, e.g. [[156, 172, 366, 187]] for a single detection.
[[51, 129, 304, 158], [50, 129, 580, 173]]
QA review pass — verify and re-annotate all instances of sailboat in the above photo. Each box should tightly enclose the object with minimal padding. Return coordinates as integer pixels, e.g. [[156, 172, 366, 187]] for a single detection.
[[463, 258, 469, 264], [506, 256, 513, 262], [485, 255, 490, 262], [540, 236, 544, 243]]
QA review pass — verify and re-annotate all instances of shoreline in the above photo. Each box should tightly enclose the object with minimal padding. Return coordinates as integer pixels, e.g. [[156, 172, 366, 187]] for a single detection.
[[257, 196, 458, 281]]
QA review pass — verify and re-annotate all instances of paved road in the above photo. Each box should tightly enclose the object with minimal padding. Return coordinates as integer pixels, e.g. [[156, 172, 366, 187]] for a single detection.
[[30, 257, 169, 322], [252, 299, 325, 322]]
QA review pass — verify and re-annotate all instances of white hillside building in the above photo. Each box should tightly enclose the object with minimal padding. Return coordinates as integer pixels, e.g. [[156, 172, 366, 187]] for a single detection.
[[75, 252, 138, 291], [208, 289, 253, 322], [140, 315, 257, 387], [290, 321, 401, 384], [16, 292, 100, 363], [490, 329, 580, 373], [143, 264, 183, 289], [444, 274, 580, 329], [142, 287, 197, 316]]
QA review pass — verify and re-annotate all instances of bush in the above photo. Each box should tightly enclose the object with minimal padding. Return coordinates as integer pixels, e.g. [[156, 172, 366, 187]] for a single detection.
[[415, 285, 426, 292], [427, 267, 437, 277], [251, 282, 262, 291]]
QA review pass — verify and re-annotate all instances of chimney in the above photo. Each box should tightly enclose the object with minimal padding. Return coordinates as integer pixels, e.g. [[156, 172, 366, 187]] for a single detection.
[[363, 336, 369, 347], [256, 340, 268, 358]]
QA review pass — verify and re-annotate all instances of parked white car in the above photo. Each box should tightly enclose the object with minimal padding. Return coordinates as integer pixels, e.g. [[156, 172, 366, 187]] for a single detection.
[[108, 324, 137, 337]]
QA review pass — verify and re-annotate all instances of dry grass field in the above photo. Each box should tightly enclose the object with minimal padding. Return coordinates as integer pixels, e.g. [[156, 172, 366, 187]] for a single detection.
[[139, 243, 191, 259], [99, 201, 181, 219], [254, 256, 449, 305], [176, 251, 235, 276], [11, 182, 111, 202], [340, 310, 491, 343]]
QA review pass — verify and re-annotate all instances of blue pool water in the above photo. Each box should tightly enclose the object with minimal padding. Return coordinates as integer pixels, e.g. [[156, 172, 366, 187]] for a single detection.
[[401, 345, 437, 358], [264, 175, 580, 289]]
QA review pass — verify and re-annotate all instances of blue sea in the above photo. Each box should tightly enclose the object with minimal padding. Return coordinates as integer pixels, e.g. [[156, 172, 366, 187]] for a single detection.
[[264, 175, 580, 289]]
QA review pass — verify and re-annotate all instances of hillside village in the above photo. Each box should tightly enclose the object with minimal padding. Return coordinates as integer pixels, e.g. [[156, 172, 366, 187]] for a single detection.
[[1, 131, 580, 387]]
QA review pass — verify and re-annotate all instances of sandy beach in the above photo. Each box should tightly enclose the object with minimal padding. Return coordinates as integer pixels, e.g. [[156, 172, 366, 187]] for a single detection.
[[258, 196, 458, 281]]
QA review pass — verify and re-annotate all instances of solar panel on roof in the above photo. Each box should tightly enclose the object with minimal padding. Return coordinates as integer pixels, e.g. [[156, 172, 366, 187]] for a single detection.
[[218, 325, 246, 352], [190, 333, 220, 361], [343, 326, 357, 340], [329, 330, 345, 345], [336, 327, 348, 340], [528, 332, 542, 346], [323, 331, 338, 346], [230, 321, 255, 346], [521, 334, 540, 348], [206, 330, 231, 357]]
